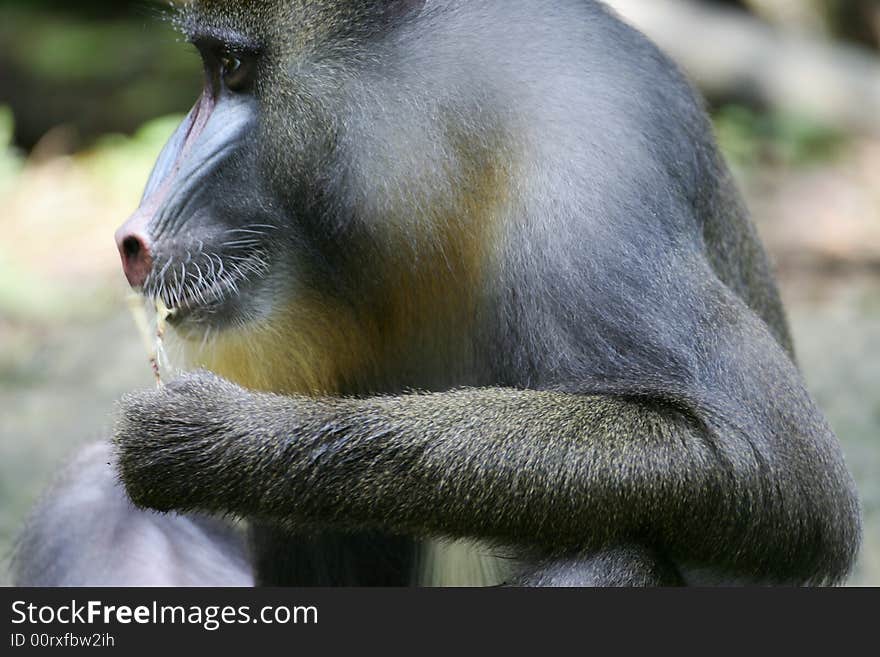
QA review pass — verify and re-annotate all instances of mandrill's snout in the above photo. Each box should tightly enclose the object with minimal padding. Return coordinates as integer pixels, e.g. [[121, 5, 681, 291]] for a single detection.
[[112, 71, 272, 330], [112, 87, 256, 294]]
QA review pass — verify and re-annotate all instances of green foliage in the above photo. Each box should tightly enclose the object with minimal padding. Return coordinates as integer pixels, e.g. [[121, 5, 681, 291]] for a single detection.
[[0, 4, 200, 149], [714, 105, 846, 172], [0, 8, 193, 83]]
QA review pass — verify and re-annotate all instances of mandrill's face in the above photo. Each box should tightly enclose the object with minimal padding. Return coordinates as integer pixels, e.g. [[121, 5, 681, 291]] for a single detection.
[[113, 1, 368, 395], [112, 0, 477, 396], [115, 6, 292, 338], [114, 1, 436, 340]]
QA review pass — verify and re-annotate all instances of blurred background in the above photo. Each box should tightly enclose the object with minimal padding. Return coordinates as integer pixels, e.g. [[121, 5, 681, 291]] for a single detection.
[[0, 0, 877, 586]]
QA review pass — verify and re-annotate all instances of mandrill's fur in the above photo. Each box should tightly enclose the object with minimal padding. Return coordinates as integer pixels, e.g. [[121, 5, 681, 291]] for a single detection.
[[12, 0, 860, 587]]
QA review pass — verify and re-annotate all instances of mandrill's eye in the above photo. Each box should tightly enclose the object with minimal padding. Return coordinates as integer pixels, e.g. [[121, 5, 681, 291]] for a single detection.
[[219, 52, 251, 92]]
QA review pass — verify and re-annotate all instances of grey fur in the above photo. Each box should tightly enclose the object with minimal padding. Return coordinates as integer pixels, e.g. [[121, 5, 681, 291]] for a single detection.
[[12, 443, 252, 587], [15, 0, 860, 587]]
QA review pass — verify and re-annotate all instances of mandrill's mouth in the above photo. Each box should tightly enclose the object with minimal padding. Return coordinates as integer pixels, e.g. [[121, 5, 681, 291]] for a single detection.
[[139, 237, 272, 332]]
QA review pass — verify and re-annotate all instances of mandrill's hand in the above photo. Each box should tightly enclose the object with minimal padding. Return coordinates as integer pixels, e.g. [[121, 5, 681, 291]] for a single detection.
[[113, 370, 260, 514]]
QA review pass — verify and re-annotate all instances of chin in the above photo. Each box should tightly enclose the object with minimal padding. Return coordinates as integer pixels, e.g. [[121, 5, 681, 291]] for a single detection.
[[165, 292, 371, 397]]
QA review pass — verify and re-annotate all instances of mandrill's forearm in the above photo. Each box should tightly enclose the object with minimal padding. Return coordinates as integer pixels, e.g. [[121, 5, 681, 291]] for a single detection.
[[257, 390, 736, 550], [239, 391, 725, 545], [120, 380, 757, 554], [117, 369, 859, 580]]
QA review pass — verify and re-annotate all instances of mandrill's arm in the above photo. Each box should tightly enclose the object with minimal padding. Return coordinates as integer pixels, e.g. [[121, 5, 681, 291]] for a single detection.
[[114, 291, 859, 585]]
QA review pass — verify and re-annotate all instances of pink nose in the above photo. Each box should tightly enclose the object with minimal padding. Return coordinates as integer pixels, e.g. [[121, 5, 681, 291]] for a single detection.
[[115, 229, 153, 288]]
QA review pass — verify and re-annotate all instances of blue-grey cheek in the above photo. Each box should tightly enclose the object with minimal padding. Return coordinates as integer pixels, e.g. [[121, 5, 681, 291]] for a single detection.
[[141, 107, 196, 202], [152, 95, 261, 243], [178, 94, 258, 183], [142, 92, 259, 220]]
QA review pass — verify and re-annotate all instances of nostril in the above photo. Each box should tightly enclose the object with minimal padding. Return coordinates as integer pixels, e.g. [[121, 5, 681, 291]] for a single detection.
[[122, 235, 145, 261], [117, 232, 153, 288]]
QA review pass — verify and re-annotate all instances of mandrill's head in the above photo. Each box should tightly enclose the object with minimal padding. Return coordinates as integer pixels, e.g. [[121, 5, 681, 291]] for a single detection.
[[114, 0, 511, 396]]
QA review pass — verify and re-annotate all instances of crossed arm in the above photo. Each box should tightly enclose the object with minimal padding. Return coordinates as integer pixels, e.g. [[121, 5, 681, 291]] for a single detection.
[[114, 308, 858, 584]]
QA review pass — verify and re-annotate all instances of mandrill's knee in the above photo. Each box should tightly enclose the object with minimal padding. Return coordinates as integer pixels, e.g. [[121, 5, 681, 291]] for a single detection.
[[511, 546, 684, 587]]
